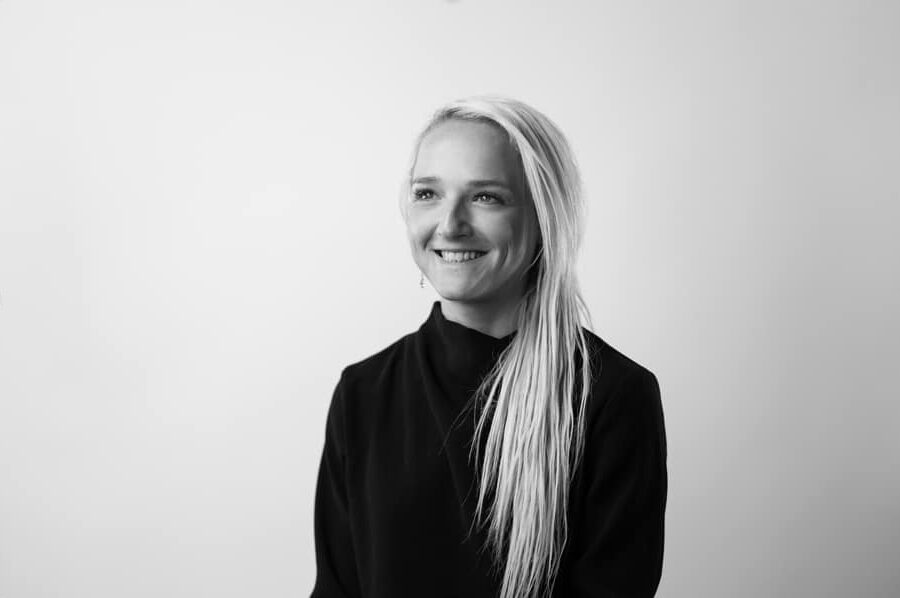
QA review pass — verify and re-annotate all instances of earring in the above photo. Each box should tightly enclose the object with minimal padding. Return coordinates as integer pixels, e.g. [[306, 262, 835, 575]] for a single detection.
[[419, 273, 425, 288]]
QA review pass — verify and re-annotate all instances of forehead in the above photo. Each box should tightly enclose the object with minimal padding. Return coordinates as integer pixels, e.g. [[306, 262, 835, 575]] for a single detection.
[[413, 119, 522, 185]]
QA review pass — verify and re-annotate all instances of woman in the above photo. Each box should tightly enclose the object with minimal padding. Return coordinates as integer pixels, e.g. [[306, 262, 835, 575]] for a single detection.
[[311, 96, 667, 598]]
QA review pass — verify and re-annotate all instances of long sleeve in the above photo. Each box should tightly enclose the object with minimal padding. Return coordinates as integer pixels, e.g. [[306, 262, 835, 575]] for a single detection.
[[311, 376, 361, 598], [562, 367, 668, 597]]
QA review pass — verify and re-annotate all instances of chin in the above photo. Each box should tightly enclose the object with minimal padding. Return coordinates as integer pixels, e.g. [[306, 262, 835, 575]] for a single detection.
[[432, 287, 472, 302], [431, 282, 483, 303]]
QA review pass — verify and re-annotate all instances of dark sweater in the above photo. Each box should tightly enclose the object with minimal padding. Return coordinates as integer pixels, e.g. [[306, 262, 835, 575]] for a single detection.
[[311, 302, 667, 598]]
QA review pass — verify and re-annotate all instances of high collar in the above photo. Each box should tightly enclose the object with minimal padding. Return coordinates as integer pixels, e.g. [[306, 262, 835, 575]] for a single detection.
[[419, 301, 516, 394]]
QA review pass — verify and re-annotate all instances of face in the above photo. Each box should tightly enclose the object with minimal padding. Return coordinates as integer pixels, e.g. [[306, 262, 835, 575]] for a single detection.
[[403, 119, 540, 310]]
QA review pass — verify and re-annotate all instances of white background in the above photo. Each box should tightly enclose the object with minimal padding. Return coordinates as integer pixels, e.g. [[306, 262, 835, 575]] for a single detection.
[[1, 1, 898, 596]]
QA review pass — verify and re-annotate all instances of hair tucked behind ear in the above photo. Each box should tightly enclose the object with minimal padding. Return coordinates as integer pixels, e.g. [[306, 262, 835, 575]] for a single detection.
[[403, 96, 595, 598]]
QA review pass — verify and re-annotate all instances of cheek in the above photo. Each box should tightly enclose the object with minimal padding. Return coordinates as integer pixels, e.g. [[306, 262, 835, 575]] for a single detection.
[[496, 214, 535, 257], [404, 211, 429, 246]]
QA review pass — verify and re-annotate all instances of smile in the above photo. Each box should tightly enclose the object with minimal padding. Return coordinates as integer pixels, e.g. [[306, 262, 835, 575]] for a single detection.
[[434, 250, 487, 263]]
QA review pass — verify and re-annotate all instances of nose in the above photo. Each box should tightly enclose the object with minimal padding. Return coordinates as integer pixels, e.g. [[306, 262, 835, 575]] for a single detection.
[[435, 196, 472, 238]]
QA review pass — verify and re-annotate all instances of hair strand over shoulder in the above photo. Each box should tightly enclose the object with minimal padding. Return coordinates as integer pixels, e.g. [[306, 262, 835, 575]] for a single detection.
[[404, 95, 595, 598]]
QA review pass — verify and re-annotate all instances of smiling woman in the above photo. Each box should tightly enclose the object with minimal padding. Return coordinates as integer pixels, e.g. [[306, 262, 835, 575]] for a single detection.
[[311, 96, 667, 598], [405, 118, 541, 338]]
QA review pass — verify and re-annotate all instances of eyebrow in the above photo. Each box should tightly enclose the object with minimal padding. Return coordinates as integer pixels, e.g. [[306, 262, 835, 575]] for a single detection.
[[412, 176, 512, 190]]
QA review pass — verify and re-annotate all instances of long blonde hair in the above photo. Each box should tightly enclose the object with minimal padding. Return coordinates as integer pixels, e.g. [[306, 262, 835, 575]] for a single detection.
[[404, 96, 594, 598]]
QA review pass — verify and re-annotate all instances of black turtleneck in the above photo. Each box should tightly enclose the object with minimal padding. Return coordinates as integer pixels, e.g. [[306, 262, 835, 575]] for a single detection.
[[311, 302, 667, 598]]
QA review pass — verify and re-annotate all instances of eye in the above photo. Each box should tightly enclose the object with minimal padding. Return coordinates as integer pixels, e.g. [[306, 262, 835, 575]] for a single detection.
[[473, 193, 502, 205], [412, 188, 436, 201]]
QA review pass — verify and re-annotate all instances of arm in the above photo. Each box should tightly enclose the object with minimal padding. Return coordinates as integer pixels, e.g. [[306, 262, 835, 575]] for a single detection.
[[311, 376, 361, 598], [563, 367, 668, 597]]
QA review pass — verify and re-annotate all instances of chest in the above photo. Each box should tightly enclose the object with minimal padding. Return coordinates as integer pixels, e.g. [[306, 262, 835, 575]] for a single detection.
[[347, 390, 483, 535]]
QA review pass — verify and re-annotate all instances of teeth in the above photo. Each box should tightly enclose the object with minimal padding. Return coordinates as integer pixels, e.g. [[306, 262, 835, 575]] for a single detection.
[[439, 250, 484, 263]]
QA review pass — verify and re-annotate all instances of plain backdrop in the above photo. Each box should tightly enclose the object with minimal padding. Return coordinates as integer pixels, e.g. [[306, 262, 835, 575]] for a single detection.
[[1, 1, 898, 597]]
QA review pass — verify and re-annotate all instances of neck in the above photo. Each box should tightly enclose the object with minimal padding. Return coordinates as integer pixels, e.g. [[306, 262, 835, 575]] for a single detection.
[[439, 296, 524, 339]]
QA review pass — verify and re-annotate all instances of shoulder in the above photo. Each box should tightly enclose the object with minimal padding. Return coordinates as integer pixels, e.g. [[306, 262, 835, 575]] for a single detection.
[[580, 328, 664, 435], [326, 330, 421, 456], [337, 331, 416, 391], [329, 330, 421, 426], [582, 328, 658, 387]]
